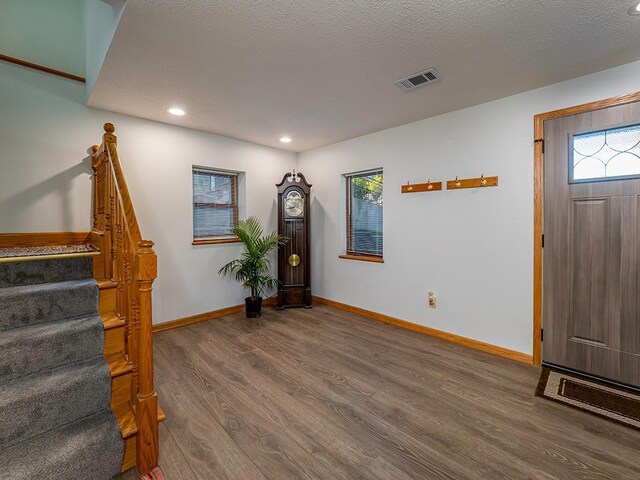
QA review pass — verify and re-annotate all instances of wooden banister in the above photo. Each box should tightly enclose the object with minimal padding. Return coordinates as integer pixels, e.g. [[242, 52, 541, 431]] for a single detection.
[[0, 53, 86, 83], [102, 123, 143, 245], [91, 123, 159, 474]]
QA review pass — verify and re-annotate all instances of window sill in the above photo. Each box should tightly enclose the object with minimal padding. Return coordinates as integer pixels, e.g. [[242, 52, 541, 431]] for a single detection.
[[339, 254, 384, 264], [193, 237, 241, 245]]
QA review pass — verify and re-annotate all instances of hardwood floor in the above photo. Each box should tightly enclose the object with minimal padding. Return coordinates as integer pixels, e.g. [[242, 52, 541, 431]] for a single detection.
[[118, 304, 640, 479]]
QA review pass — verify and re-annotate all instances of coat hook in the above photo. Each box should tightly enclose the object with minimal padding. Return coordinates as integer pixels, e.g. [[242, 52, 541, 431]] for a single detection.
[[406, 181, 413, 192], [455, 176, 461, 188], [480, 173, 487, 187], [427, 179, 433, 191]]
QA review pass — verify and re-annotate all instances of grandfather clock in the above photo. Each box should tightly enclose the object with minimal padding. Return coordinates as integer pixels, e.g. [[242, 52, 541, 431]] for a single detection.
[[276, 171, 312, 309]]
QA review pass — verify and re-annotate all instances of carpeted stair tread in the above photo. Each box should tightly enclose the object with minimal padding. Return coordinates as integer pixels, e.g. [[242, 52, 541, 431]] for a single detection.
[[0, 314, 104, 383], [0, 278, 98, 331], [0, 410, 123, 480], [0, 244, 97, 260], [0, 356, 111, 450], [0, 256, 93, 288]]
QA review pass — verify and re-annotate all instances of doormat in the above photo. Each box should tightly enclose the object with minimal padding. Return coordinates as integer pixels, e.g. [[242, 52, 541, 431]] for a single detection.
[[138, 467, 165, 480], [536, 368, 640, 430]]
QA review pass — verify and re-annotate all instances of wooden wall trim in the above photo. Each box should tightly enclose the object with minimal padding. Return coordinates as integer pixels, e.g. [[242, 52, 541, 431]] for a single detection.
[[338, 254, 384, 263], [0, 232, 91, 248], [312, 296, 532, 364], [153, 305, 244, 333], [533, 136, 543, 367], [534, 92, 640, 128], [192, 237, 241, 246], [154, 294, 530, 363], [532, 91, 640, 367], [153, 297, 277, 333], [0, 53, 86, 83]]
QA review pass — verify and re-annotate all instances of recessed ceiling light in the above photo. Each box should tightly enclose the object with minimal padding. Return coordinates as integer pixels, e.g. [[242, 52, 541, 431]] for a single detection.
[[167, 107, 186, 116], [629, 2, 640, 14], [280, 136, 292, 143]]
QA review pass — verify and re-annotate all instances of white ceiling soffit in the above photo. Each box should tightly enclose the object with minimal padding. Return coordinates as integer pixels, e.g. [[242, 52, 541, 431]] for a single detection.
[[88, 0, 640, 152]]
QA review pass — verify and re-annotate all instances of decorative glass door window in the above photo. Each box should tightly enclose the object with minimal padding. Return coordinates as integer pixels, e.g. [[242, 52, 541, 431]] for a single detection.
[[571, 124, 640, 182]]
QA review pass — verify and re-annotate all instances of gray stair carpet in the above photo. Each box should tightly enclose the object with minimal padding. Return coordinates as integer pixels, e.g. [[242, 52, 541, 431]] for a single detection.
[[0, 356, 112, 450], [0, 256, 123, 480], [0, 314, 104, 383], [0, 278, 98, 331], [0, 411, 123, 480], [0, 256, 93, 288]]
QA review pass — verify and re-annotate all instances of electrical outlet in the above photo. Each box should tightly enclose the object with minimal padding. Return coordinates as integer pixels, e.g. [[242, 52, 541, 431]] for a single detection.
[[428, 291, 436, 309]]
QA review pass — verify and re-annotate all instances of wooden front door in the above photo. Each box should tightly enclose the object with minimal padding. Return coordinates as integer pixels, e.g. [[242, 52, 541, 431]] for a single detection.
[[543, 101, 640, 387]]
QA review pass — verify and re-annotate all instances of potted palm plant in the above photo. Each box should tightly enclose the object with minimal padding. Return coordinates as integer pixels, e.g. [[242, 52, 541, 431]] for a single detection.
[[218, 216, 287, 318]]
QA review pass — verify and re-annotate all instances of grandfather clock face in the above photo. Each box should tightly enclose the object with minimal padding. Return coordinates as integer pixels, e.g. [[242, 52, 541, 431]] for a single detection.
[[277, 173, 312, 309], [284, 191, 304, 218]]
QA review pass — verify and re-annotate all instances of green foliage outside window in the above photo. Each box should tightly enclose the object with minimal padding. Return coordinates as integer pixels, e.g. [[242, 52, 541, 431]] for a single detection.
[[351, 174, 383, 204]]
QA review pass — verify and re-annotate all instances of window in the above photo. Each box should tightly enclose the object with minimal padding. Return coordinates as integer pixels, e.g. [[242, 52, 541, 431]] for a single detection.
[[344, 169, 383, 261], [192, 167, 239, 244], [571, 123, 640, 182]]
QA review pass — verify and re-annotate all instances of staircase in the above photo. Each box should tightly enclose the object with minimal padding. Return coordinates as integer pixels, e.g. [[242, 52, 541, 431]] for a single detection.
[[0, 123, 162, 477], [0, 251, 123, 479]]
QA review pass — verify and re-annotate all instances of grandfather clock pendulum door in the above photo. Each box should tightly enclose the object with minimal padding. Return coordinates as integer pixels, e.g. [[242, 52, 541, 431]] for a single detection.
[[276, 171, 312, 309]]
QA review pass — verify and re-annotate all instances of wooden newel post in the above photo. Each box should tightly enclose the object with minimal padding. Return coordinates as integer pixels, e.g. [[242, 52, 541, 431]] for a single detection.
[[103, 122, 117, 144], [135, 240, 158, 473]]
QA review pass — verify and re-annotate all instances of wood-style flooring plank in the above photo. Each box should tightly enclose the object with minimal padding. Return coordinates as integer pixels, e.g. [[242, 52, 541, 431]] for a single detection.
[[150, 304, 640, 479], [212, 309, 637, 475], [154, 422, 199, 480], [205, 314, 621, 479], [279, 310, 640, 454], [159, 326, 398, 480], [289, 308, 640, 450], [159, 333, 359, 480], [196, 317, 499, 478], [213, 316, 547, 478], [155, 375, 268, 480]]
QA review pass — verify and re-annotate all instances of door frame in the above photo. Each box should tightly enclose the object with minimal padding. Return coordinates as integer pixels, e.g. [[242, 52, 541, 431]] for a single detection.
[[532, 91, 640, 366]]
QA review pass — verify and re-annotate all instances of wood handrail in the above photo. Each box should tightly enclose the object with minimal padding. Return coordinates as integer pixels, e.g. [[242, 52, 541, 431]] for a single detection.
[[91, 123, 158, 474], [101, 123, 143, 245], [0, 53, 86, 83]]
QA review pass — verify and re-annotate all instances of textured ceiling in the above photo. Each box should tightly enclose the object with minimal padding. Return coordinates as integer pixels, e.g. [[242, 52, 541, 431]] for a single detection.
[[88, 0, 640, 152]]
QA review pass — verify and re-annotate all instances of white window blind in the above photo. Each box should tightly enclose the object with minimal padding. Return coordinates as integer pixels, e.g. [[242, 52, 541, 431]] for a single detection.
[[345, 169, 383, 257], [192, 168, 239, 240]]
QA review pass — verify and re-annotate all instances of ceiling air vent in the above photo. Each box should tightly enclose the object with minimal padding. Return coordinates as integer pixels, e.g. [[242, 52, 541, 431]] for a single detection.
[[395, 68, 441, 91]]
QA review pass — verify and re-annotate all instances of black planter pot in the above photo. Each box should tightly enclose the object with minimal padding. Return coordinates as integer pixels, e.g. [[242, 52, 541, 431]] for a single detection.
[[245, 296, 263, 318]]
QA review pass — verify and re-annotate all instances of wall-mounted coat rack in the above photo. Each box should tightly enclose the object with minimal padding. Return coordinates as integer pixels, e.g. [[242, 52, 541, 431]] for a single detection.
[[446, 174, 498, 190], [401, 180, 442, 193]]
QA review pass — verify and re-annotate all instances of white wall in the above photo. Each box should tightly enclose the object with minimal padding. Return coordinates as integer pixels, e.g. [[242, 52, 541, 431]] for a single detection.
[[84, 0, 126, 97], [299, 60, 640, 356], [0, 61, 296, 324], [3, 52, 640, 344], [0, 0, 85, 77]]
